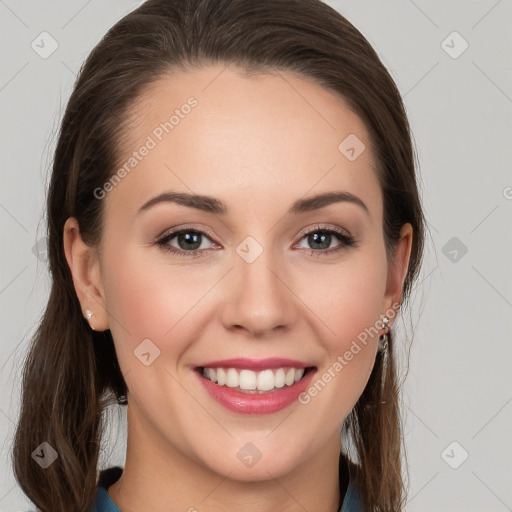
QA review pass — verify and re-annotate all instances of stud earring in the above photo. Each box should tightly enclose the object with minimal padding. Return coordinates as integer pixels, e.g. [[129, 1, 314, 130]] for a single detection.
[[378, 315, 390, 352], [85, 310, 95, 331]]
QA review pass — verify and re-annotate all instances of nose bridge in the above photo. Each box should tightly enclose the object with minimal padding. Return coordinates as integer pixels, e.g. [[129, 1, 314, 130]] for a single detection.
[[221, 235, 296, 335]]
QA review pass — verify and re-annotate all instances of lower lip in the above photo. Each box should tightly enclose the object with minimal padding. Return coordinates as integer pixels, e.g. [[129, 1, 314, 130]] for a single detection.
[[195, 368, 317, 415]]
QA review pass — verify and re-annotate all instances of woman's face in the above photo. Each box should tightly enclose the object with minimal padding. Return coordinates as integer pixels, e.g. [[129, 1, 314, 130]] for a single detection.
[[69, 64, 411, 480]]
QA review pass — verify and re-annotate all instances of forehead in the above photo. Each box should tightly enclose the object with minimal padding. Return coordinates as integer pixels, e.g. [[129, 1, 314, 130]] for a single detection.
[[107, 64, 381, 221]]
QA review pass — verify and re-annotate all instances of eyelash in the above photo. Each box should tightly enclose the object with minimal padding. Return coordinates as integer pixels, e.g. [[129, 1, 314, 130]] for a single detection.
[[154, 224, 357, 259]]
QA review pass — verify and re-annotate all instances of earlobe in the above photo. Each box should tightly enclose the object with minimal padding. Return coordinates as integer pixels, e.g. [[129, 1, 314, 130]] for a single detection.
[[63, 217, 109, 331]]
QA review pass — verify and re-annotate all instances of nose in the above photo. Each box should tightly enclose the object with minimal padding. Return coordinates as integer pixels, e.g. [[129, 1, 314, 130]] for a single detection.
[[220, 245, 298, 338]]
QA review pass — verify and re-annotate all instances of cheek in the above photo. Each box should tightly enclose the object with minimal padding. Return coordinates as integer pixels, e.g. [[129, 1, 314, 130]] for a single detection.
[[101, 244, 218, 364], [308, 251, 387, 389], [101, 248, 219, 415], [297, 267, 385, 419], [309, 254, 387, 345]]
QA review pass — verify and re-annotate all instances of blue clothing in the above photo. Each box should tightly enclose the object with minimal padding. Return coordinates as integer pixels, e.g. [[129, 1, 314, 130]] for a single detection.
[[92, 455, 364, 511]]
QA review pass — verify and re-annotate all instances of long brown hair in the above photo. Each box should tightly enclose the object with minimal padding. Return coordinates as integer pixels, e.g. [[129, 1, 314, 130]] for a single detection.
[[13, 1, 425, 510]]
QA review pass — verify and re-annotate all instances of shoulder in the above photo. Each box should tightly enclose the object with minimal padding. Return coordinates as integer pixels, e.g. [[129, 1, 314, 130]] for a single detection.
[[341, 458, 365, 512], [341, 478, 365, 511], [92, 467, 123, 512]]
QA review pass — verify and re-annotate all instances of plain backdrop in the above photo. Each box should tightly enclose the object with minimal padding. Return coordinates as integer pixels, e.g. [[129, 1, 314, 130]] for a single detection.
[[1, 1, 511, 511]]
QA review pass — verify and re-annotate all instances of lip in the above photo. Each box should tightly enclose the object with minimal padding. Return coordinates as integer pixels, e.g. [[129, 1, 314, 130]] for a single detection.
[[197, 357, 313, 371], [194, 365, 317, 415]]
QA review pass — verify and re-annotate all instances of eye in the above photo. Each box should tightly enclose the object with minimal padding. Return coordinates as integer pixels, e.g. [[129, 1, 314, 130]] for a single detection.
[[154, 224, 357, 259], [294, 225, 357, 257], [155, 226, 219, 258]]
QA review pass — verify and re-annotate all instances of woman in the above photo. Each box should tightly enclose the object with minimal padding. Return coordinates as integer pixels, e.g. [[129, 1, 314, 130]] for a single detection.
[[13, 0, 425, 510]]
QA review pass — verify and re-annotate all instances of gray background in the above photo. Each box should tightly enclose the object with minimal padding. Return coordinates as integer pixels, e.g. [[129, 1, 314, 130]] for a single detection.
[[1, 1, 511, 510]]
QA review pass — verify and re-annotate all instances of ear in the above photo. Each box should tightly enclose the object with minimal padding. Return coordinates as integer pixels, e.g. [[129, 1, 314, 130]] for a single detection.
[[63, 217, 109, 331], [382, 222, 413, 329]]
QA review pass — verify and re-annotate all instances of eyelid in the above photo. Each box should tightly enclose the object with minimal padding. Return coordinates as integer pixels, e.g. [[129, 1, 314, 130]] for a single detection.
[[294, 223, 353, 243], [156, 224, 219, 244]]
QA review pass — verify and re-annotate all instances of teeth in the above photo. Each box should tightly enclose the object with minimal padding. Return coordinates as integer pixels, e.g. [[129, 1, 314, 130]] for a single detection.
[[226, 368, 238, 388], [201, 366, 306, 392]]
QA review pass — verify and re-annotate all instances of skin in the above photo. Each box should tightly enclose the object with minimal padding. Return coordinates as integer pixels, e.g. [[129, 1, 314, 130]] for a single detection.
[[64, 64, 412, 512]]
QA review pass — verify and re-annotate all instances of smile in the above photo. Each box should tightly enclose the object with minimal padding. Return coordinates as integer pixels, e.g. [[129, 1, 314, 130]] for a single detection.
[[194, 362, 317, 415], [200, 366, 310, 393]]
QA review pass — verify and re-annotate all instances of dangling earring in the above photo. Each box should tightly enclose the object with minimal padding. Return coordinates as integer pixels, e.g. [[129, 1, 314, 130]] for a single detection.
[[85, 309, 96, 331], [378, 315, 389, 352]]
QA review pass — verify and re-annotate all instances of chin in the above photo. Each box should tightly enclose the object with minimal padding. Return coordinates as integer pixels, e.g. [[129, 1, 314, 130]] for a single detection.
[[199, 446, 302, 483]]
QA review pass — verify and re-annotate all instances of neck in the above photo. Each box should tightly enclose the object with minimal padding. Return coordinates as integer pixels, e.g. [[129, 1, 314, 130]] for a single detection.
[[108, 404, 347, 512]]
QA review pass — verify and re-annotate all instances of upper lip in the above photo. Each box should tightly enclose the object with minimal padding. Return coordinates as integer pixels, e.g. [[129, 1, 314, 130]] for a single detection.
[[197, 357, 315, 371]]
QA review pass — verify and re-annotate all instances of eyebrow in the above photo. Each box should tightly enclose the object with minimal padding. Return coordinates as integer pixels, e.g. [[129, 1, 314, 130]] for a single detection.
[[137, 190, 370, 217]]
